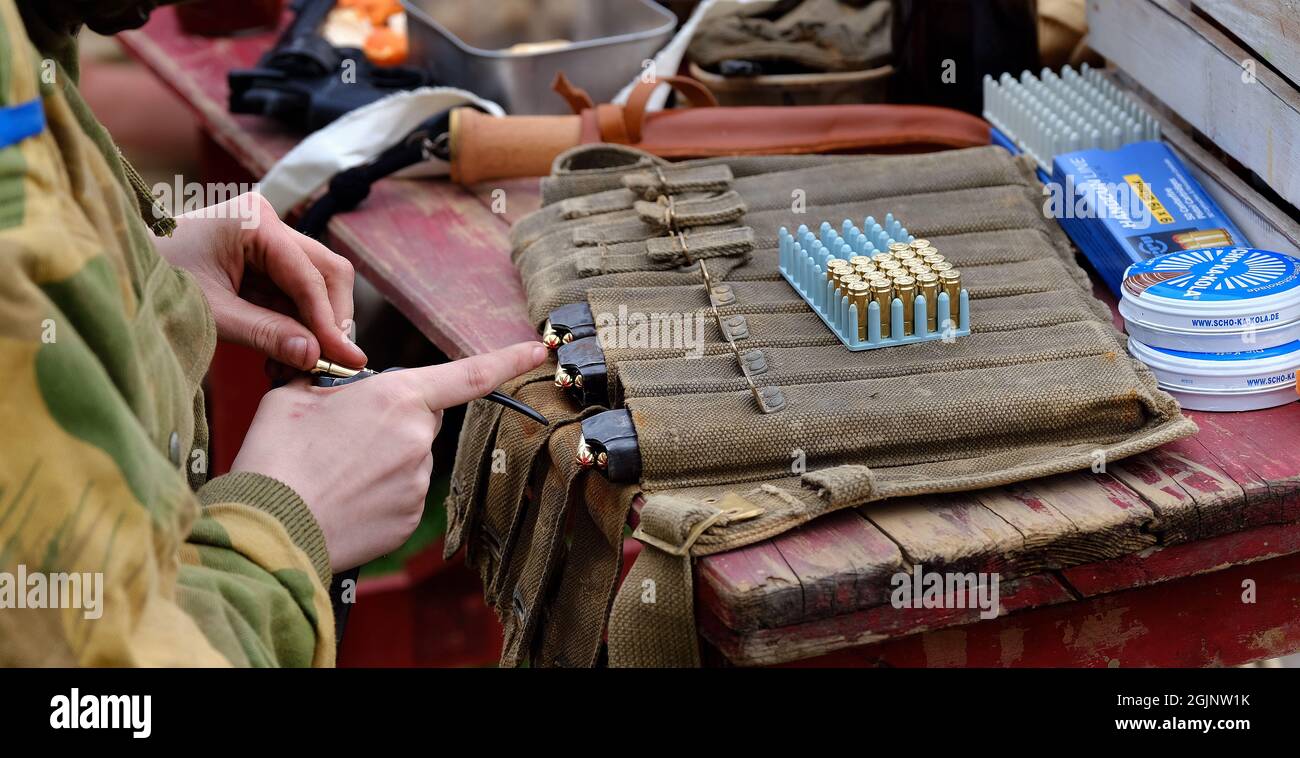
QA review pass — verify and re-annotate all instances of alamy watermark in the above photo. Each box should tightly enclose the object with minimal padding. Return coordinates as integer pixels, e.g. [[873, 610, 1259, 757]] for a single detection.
[[0, 564, 103, 620], [890, 564, 1001, 620], [50, 689, 151, 739], [151, 178, 264, 229], [1042, 171, 1162, 231], [594, 305, 707, 359]]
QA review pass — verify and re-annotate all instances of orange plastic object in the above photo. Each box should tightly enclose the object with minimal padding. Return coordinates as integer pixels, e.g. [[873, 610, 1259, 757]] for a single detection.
[[364, 26, 409, 66], [339, 0, 401, 25]]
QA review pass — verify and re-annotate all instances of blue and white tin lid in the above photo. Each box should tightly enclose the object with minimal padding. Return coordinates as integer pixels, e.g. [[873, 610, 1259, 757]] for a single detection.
[[1128, 337, 1300, 412], [1119, 247, 1300, 351]]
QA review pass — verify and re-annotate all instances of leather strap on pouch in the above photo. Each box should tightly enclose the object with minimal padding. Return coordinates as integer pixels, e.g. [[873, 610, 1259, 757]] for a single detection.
[[450, 76, 990, 184]]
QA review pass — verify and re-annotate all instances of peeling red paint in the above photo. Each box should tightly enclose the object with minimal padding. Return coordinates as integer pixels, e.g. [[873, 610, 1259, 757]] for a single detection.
[[1180, 469, 1225, 494], [1015, 493, 1050, 514], [1095, 476, 1138, 510], [936, 506, 970, 529], [1126, 461, 1162, 485]]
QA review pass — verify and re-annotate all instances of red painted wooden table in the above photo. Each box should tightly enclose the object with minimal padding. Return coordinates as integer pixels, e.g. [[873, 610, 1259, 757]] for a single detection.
[[120, 7, 1300, 667]]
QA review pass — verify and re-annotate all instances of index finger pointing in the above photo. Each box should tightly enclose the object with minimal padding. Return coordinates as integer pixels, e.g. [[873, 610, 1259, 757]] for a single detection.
[[398, 342, 549, 413]]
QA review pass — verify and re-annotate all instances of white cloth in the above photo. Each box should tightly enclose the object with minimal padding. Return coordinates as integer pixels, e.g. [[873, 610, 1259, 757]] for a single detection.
[[259, 87, 504, 216]]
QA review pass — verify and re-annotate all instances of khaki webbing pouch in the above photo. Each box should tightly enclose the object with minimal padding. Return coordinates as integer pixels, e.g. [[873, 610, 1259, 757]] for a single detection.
[[448, 144, 1196, 667]]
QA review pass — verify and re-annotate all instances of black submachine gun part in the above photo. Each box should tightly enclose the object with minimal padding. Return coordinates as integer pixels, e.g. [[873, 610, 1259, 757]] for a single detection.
[[229, 0, 426, 131]]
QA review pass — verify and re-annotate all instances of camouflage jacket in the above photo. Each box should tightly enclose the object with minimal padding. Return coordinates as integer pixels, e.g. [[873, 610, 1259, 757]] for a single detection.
[[0, 0, 334, 666]]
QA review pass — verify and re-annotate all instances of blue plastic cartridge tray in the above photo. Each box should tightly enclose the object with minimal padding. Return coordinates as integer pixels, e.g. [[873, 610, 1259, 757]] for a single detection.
[[778, 216, 971, 351]]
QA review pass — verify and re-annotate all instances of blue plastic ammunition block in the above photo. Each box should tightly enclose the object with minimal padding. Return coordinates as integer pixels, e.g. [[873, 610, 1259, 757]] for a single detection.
[[779, 219, 971, 351], [983, 63, 1159, 175]]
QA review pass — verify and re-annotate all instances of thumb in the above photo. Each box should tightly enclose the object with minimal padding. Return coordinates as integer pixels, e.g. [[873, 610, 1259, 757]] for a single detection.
[[394, 342, 549, 413], [212, 295, 321, 370]]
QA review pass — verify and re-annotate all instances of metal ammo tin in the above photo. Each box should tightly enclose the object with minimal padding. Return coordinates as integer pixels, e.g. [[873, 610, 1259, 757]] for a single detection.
[[1119, 248, 1300, 351], [1128, 337, 1300, 412]]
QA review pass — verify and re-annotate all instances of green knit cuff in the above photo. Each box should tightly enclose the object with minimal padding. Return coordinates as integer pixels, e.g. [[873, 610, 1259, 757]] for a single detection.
[[197, 472, 332, 588]]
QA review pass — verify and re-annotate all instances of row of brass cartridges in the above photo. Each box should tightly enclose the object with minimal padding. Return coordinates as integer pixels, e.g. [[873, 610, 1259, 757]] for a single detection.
[[825, 239, 961, 338]]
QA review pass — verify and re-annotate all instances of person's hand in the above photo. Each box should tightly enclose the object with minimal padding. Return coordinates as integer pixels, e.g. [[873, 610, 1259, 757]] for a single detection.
[[231, 342, 548, 571], [154, 192, 367, 370]]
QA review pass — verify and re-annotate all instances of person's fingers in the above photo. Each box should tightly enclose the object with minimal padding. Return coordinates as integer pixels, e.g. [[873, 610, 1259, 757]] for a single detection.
[[253, 226, 367, 368], [294, 230, 357, 330], [391, 342, 548, 413], [211, 291, 321, 369]]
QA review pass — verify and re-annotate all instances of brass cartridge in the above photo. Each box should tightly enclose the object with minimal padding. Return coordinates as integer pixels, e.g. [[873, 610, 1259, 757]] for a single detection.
[[871, 252, 895, 265], [1172, 228, 1233, 249], [917, 272, 940, 332], [575, 434, 595, 467], [828, 263, 852, 288], [870, 278, 894, 337], [877, 258, 902, 273], [888, 242, 911, 254], [939, 269, 962, 325], [929, 261, 953, 277], [848, 255, 873, 268], [909, 239, 931, 250], [848, 280, 871, 340], [894, 276, 917, 335], [894, 248, 918, 262], [853, 262, 878, 279], [921, 253, 945, 266], [865, 272, 891, 289]]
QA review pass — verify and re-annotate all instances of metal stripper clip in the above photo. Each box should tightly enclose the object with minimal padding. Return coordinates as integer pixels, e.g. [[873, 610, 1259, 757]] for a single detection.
[[576, 409, 641, 483], [542, 302, 597, 350], [554, 336, 608, 407]]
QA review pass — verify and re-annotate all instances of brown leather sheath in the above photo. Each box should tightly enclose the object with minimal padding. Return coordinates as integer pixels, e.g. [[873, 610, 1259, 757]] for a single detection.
[[450, 75, 990, 185]]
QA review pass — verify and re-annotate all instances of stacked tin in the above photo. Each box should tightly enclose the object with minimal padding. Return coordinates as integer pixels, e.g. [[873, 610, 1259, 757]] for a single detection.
[[1120, 247, 1300, 411]]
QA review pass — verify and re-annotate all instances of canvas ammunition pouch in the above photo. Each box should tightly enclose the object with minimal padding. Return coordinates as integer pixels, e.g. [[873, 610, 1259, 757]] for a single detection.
[[448, 144, 1197, 667]]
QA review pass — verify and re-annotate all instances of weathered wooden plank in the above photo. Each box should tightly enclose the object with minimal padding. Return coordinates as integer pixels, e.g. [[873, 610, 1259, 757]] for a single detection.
[[765, 511, 905, 626], [695, 541, 802, 632], [1194, 0, 1300, 89], [759, 546, 1300, 667], [1198, 403, 1300, 517], [1090, 0, 1300, 208], [980, 472, 1159, 569], [699, 573, 1072, 667], [470, 179, 544, 227], [699, 472, 1159, 634], [1108, 446, 1245, 544], [1062, 519, 1300, 598], [1180, 411, 1297, 529], [863, 494, 1026, 576], [326, 180, 539, 355]]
